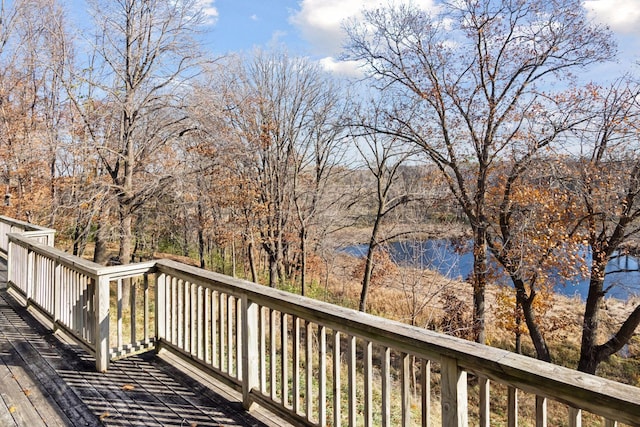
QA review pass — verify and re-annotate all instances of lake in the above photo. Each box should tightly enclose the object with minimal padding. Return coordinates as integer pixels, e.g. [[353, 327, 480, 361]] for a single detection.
[[342, 239, 640, 301]]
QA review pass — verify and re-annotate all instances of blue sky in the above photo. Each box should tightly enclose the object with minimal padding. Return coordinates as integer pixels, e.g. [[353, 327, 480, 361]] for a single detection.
[[67, 0, 640, 78], [201, 0, 640, 76]]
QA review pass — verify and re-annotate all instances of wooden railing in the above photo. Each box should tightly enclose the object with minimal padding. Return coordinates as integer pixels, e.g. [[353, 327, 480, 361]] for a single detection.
[[2, 217, 640, 426], [0, 215, 55, 254]]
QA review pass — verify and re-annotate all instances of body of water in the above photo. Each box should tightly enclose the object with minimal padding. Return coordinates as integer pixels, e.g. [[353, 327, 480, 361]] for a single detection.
[[343, 239, 640, 301]]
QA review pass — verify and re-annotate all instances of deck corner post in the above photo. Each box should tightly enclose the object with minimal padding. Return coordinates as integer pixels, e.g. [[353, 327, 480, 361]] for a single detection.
[[241, 294, 259, 411], [95, 274, 110, 372], [441, 356, 469, 427]]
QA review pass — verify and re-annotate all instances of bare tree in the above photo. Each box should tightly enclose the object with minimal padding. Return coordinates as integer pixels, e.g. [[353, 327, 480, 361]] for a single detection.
[[571, 77, 640, 374], [344, 0, 615, 343], [351, 100, 421, 312], [223, 50, 344, 288], [70, 0, 206, 267]]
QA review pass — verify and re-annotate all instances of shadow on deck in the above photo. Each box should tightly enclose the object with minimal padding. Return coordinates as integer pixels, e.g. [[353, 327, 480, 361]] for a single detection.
[[0, 259, 288, 427]]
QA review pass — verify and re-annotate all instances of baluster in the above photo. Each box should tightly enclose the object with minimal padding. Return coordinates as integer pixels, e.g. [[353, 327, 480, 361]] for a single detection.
[[293, 315, 301, 414], [333, 330, 341, 427], [227, 294, 233, 375], [219, 292, 226, 371], [281, 312, 288, 407], [196, 285, 204, 359], [479, 377, 489, 427], [203, 287, 211, 364], [347, 334, 356, 427], [236, 297, 242, 377], [191, 282, 197, 356], [177, 279, 184, 348], [508, 387, 518, 427], [306, 320, 313, 420], [569, 407, 582, 427], [536, 395, 547, 427], [382, 346, 391, 427], [130, 277, 137, 345], [401, 353, 411, 427], [212, 290, 218, 368], [422, 359, 431, 427], [364, 340, 373, 427], [318, 325, 327, 427], [259, 305, 266, 391], [53, 261, 61, 329], [270, 308, 277, 400]]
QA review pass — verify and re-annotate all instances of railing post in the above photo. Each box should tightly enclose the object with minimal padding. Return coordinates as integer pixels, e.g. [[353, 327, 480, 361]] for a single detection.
[[441, 356, 469, 427], [241, 295, 259, 411], [95, 275, 110, 372]]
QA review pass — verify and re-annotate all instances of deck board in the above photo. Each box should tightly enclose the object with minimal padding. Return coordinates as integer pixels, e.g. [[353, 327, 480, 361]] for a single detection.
[[0, 259, 291, 427]]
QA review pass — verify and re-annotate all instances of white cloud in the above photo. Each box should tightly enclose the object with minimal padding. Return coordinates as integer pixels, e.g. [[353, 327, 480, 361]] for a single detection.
[[584, 0, 640, 34], [251, 14, 259, 21], [319, 56, 364, 77], [290, 0, 437, 55], [195, 0, 219, 25]]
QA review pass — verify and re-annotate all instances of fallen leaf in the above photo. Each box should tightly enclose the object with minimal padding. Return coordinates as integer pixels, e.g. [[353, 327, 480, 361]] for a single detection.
[[8, 406, 16, 413], [99, 411, 110, 420], [23, 389, 30, 397], [121, 384, 135, 391]]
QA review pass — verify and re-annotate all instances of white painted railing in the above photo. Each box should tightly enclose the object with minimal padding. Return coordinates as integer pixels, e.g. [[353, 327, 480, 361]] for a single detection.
[[2, 217, 640, 426], [0, 215, 55, 254], [6, 231, 156, 371]]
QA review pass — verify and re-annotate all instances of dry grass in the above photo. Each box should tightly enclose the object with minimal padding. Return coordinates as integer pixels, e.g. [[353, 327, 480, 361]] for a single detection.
[[322, 251, 640, 386]]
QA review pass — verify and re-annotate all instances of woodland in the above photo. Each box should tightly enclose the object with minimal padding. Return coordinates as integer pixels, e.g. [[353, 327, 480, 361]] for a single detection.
[[0, 0, 639, 382]]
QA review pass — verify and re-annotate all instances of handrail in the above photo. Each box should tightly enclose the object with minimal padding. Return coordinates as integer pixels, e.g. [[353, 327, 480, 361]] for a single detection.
[[2, 216, 640, 426], [154, 259, 640, 426]]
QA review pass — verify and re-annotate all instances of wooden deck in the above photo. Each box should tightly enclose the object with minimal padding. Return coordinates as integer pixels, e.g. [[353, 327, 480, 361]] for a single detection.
[[0, 259, 289, 427]]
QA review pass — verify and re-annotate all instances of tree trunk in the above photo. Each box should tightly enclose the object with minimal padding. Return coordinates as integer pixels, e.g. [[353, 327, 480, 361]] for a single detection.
[[471, 226, 487, 344], [515, 279, 551, 362], [248, 239, 258, 283], [300, 227, 307, 296], [359, 240, 377, 312], [118, 205, 133, 302], [93, 205, 110, 264], [268, 252, 278, 288]]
